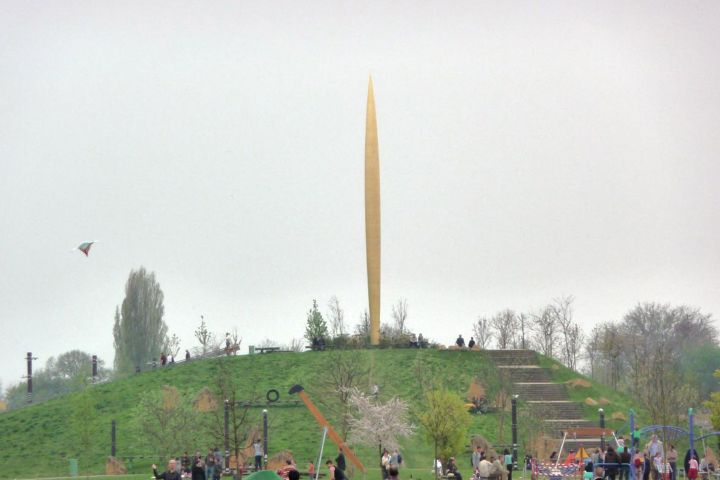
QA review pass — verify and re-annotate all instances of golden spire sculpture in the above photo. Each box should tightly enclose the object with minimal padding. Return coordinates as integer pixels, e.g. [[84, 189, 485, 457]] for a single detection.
[[365, 77, 381, 345]]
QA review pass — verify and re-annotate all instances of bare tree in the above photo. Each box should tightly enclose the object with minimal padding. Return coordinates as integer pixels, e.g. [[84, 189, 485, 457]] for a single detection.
[[550, 295, 582, 369], [583, 325, 603, 379], [473, 316, 493, 349], [315, 351, 370, 440], [566, 323, 585, 371], [229, 327, 242, 351], [195, 316, 218, 355], [355, 310, 370, 339], [531, 306, 558, 358], [517, 313, 529, 349], [327, 295, 346, 338], [391, 298, 409, 335], [166, 333, 182, 359], [206, 358, 258, 469], [491, 309, 517, 349]]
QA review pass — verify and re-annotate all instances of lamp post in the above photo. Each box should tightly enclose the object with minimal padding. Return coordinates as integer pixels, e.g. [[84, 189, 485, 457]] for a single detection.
[[25, 352, 38, 404], [224, 400, 230, 471], [263, 409, 268, 469], [599, 408, 606, 451], [511, 394, 519, 468]]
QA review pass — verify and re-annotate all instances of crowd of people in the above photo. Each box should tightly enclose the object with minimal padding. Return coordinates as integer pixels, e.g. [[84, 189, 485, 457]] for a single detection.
[[151, 447, 354, 480], [541, 435, 716, 480], [152, 448, 225, 480]]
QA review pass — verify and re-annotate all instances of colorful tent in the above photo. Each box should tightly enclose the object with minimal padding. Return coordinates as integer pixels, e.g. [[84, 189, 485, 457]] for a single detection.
[[576, 447, 591, 460]]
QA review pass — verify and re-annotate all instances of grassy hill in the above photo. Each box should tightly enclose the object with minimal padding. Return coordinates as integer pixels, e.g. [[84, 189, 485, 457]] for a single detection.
[[0, 349, 645, 479]]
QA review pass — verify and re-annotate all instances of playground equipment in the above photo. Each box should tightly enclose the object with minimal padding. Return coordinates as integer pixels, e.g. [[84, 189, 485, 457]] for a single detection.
[[288, 384, 366, 473], [533, 406, 720, 480]]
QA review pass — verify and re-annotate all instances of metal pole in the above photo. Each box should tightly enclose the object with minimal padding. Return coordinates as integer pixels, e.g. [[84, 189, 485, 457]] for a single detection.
[[92, 355, 98, 383], [111, 419, 116, 457], [599, 408, 606, 451], [26, 352, 33, 404], [315, 427, 329, 480], [630, 410, 636, 480], [688, 408, 694, 454], [511, 395, 519, 468], [224, 400, 230, 472], [263, 409, 268, 469]]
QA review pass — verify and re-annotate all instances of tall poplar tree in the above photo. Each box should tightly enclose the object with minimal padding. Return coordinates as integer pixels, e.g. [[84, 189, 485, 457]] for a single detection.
[[113, 267, 168, 375]]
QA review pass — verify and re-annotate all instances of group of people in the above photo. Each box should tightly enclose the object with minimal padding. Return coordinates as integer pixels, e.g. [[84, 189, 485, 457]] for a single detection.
[[152, 447, 353, 480], [467, 446, 513, 480], [455, 335, 477, 349], [548, 435, 716, 480], [380, 449, 403, 479], [152, 448, 224, 480]]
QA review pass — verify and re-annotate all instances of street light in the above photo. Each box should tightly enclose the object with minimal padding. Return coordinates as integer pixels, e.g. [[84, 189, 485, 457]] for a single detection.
[[263, 409, 268, 469], [599, 408, 605, 451], [511, 395, 519, 468]]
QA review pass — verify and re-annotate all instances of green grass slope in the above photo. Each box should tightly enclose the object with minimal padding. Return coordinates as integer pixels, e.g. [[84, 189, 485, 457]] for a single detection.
[[0, 349, 646, 479], [537, 354, 648, 432], [0, 350, 497, 478]]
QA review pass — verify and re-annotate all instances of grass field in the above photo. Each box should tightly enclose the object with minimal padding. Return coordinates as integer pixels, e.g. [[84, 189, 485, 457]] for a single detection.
[[0, 349, 645, 479]]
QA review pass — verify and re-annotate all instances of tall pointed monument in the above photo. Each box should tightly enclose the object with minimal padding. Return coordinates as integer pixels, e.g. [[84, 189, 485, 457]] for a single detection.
[[365, 77, 381, 345]]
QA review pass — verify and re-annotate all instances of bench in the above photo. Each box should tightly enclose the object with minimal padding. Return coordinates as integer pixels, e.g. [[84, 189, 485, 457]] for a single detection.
[[256, 346, 281, 354]]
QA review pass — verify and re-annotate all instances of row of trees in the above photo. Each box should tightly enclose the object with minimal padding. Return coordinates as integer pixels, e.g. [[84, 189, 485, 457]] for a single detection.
[[305, 296, 415, 348], [583, 303, 719, 424], [472, 295, 584, 369], [473, 297, 720, 425], [2, 350, 111, 410]]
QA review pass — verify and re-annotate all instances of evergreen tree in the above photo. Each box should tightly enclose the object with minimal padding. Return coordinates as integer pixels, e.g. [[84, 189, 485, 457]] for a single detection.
[[113, 267, 168, 375], [304, 299, 329, 344]]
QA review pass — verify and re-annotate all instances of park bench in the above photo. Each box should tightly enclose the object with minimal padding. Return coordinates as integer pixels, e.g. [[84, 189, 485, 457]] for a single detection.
[[256, 346, 281, 354]]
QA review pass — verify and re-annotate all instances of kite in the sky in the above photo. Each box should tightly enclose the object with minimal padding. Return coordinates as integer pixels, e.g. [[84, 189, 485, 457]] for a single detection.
[[75, 241, 97, 257]]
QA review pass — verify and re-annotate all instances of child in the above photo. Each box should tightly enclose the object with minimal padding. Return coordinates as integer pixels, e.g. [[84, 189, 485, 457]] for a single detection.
[[688, 456, 699, 480]]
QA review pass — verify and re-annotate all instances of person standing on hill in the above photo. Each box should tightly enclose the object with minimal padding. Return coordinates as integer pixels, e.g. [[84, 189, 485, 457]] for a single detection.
[[153, 459, 181, 480], [468, 337, 476, 349], [336, 449, 347, 472], [456, 335, 465, 348]]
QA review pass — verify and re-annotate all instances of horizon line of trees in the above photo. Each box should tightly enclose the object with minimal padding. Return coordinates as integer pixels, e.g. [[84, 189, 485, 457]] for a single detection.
[[3, 265, 719, 427]]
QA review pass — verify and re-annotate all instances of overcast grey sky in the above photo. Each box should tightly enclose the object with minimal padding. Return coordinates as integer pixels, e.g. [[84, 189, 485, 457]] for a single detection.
[[2, 1, 719, 390]]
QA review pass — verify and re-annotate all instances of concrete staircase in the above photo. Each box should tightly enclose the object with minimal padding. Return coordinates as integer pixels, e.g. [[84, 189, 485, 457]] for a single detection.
[[484, 350, 601, 449]]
